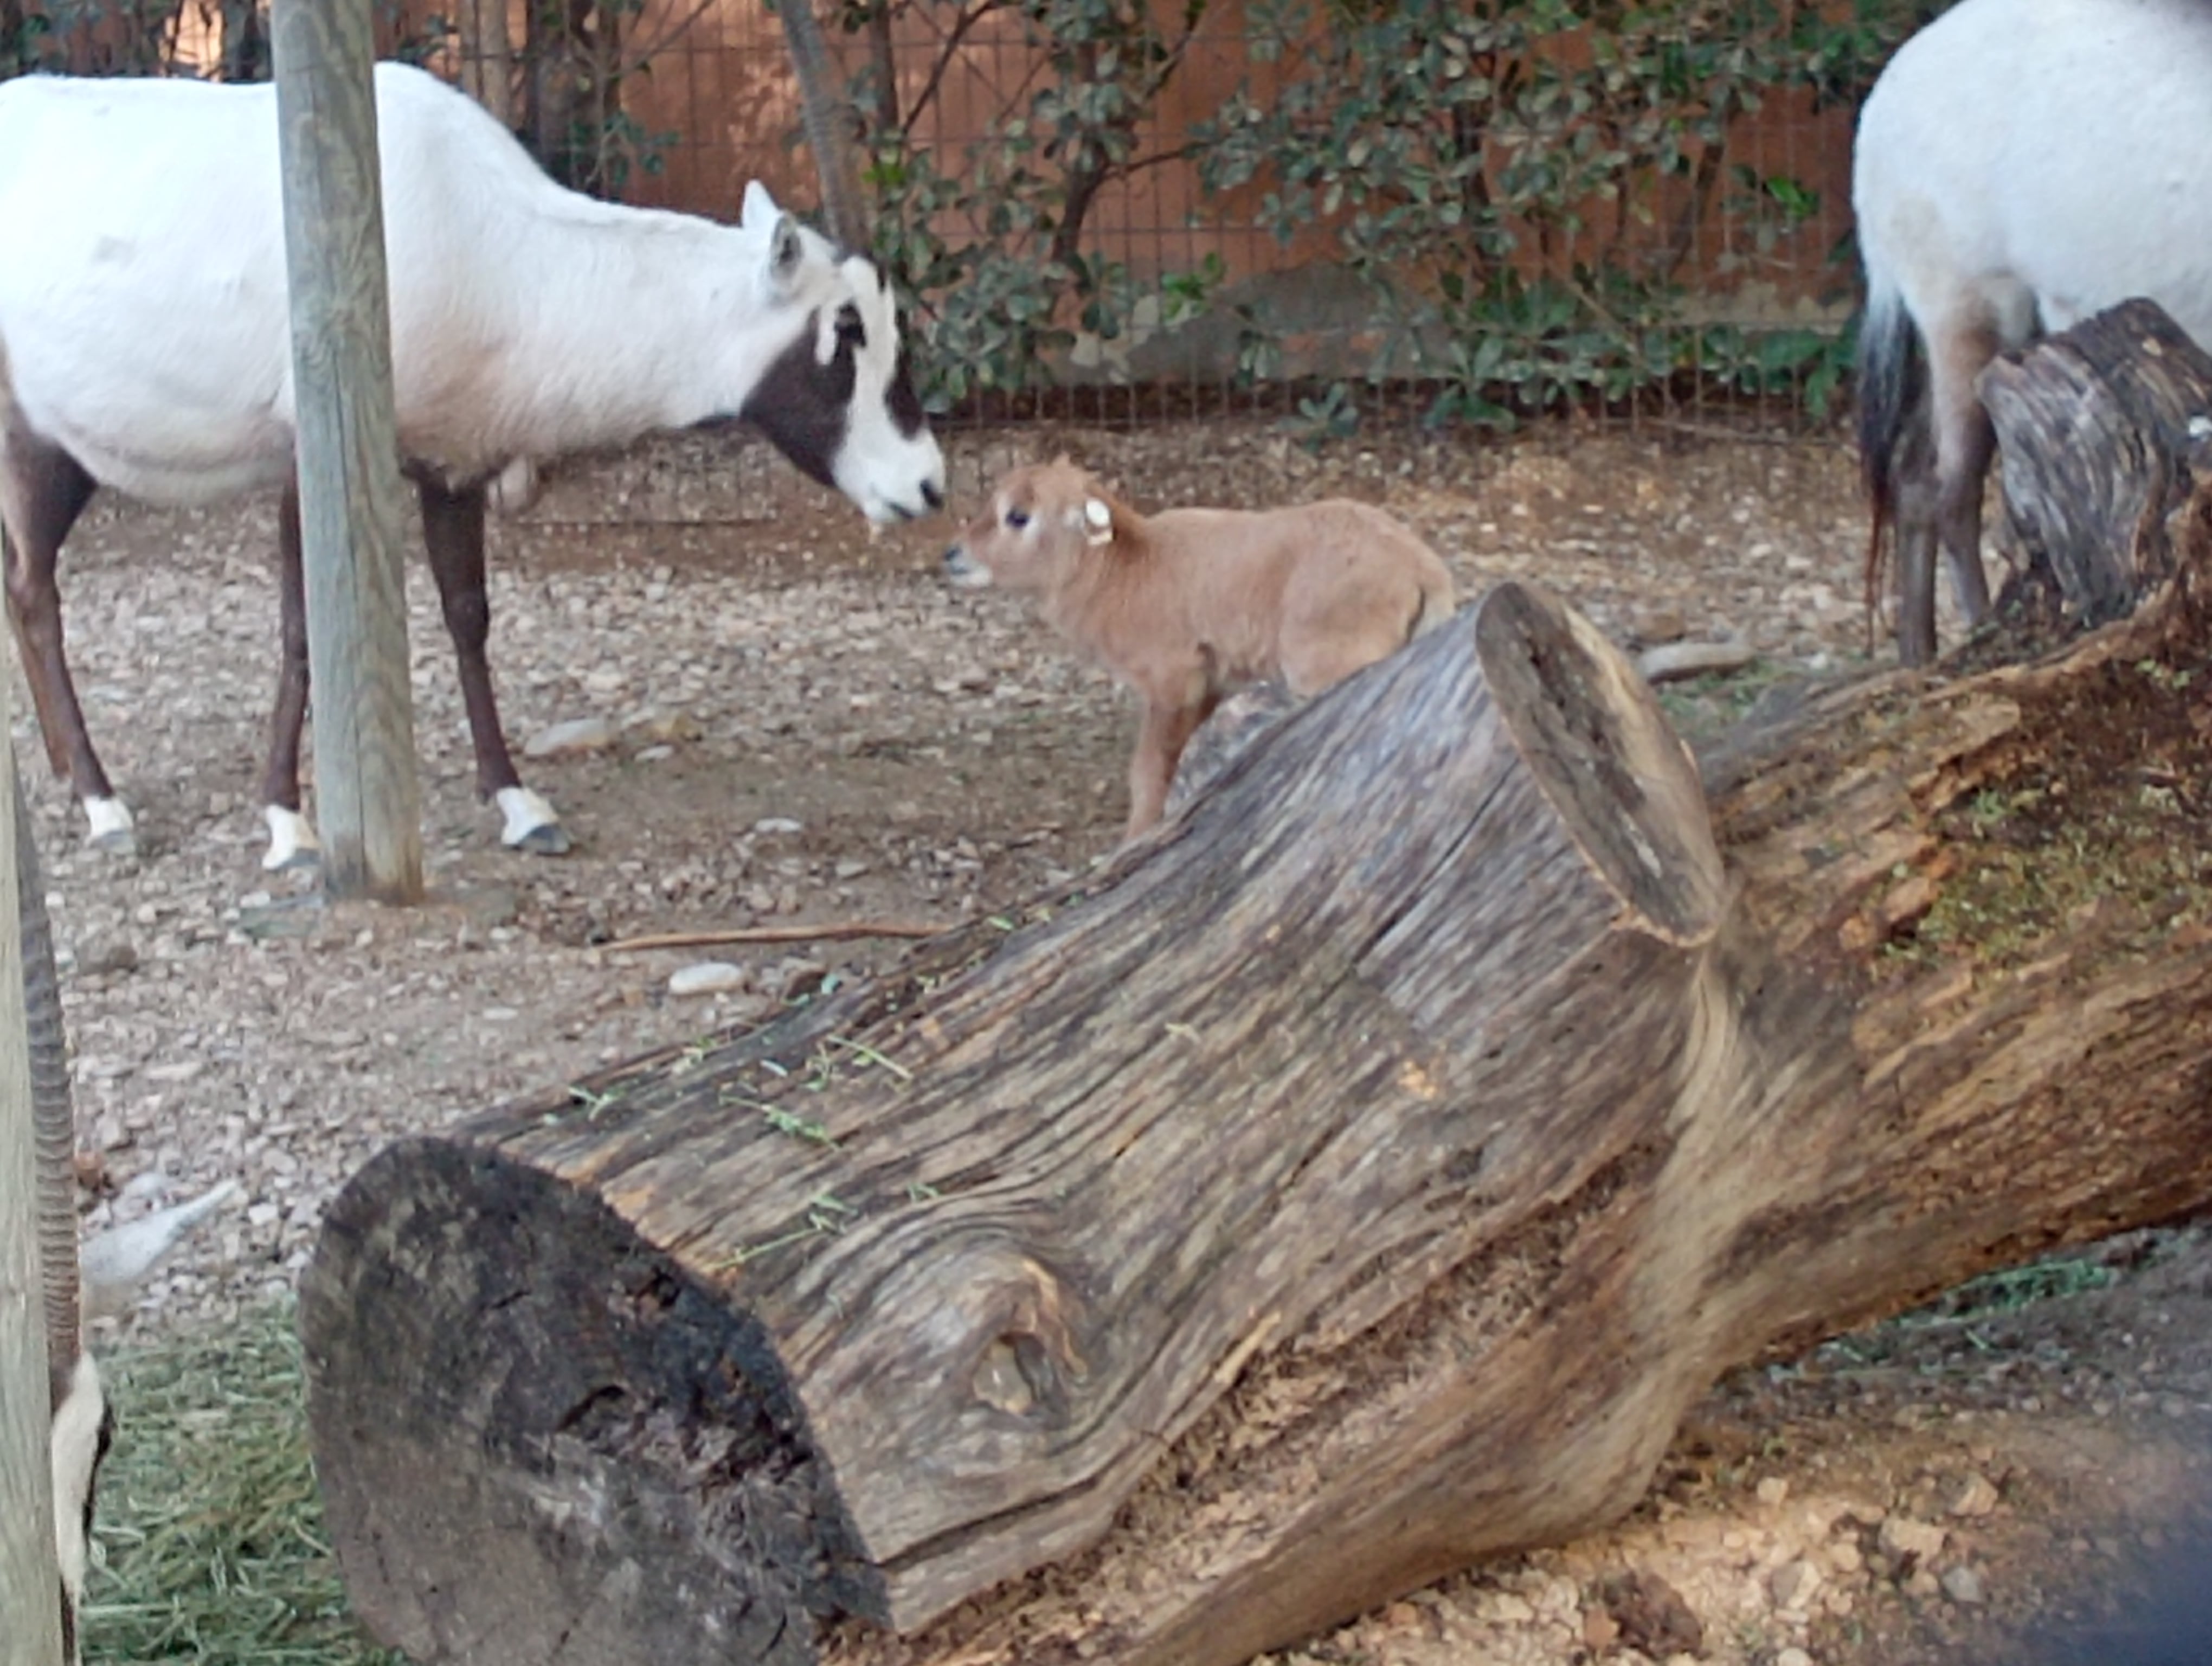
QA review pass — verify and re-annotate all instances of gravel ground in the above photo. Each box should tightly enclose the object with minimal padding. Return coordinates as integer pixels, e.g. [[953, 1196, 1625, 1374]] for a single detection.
[[38, 414, 2212, 1665]]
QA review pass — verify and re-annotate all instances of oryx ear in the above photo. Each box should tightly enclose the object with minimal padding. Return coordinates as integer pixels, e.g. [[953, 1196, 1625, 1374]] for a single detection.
[[764, 213, 806, 296], [741, 180, 780, 230], [1082, 497, 1114, 547]]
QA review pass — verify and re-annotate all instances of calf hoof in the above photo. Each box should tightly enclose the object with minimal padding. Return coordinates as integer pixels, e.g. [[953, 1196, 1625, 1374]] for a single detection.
[[512, 821, 573, 857]]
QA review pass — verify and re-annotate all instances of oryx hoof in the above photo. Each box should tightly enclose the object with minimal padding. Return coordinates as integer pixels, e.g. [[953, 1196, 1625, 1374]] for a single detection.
[[512, 821, 572, 856], [83, 797, 137, 858], [263, 842, 324, 873], [496, 786, 568, 855]]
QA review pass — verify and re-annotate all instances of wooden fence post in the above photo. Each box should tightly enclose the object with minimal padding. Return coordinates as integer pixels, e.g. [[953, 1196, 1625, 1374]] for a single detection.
[[0, 674, 63, 1665], [271, 0, 426, 905]]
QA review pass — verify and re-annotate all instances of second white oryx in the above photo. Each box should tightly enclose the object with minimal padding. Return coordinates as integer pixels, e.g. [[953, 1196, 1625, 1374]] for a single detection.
[[1854, 0, 2212, 665]]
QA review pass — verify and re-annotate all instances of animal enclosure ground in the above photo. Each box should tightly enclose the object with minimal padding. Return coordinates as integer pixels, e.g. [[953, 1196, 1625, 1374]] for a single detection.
[[34, 416, 2212, 1666]]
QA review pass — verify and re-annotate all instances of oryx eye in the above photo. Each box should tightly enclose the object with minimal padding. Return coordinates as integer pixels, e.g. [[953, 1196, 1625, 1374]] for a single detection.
[[1005, 507, 1030, 529]]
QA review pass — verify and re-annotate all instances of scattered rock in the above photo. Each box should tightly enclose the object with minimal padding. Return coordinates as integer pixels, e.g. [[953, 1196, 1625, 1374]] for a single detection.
[[1756, 1475, 1791, 1507], [1771, 1559, 1823, 1610], [1947, 1472, 2001, 1517], [1602, 1571, 1704, 1658], [1879, 1515, 1947, 1567], [78, 934, 140, 976], [523, 716, 619, 758], [625, 709, 703, 745], [668, 961, 749, 997], [1635, 635, 1758, 684], [1941, 1564, 1987, 1605]]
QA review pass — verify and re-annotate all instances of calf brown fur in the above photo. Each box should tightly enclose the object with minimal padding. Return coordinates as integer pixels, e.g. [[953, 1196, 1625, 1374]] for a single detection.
[[945, 457, 1457, 838]]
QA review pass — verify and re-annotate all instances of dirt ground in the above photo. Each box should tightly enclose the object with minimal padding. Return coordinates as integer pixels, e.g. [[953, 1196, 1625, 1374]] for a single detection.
[[35, 415, 2212, 1665]]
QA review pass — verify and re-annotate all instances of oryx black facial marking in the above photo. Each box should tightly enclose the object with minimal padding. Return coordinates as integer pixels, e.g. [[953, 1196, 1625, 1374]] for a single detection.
[[741, 303, 858, 491]]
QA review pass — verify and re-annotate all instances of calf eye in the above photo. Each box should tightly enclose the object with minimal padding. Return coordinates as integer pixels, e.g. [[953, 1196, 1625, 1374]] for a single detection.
[[1005, 508, 1030, 529]]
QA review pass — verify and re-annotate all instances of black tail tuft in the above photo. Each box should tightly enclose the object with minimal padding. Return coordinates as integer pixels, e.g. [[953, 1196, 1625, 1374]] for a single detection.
[[1855, 278, 1923, 646]]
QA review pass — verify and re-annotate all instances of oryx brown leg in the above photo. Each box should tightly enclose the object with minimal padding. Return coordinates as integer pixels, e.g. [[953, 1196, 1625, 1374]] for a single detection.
[[0, 418, 121, 848], [416, 471, 567, 854], [1929, 321, 1999, 633], [255, 478, 321, 869]]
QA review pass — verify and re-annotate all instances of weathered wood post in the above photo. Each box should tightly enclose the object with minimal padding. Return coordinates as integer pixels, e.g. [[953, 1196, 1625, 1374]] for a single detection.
[[0, 674, 63, 1666], [271, 0, 426, 904]]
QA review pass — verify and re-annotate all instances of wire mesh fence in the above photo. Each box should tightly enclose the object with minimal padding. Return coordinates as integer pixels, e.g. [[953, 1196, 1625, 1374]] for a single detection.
[[1, 0, 1947, 437]]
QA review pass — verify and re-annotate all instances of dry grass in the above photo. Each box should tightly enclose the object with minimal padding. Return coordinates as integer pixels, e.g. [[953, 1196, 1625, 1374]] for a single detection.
[[81, 1302, 402, 1666]]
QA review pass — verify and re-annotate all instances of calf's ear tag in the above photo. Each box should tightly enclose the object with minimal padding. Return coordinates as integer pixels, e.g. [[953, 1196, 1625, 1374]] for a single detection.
[[1084, 497, 1114, 546]]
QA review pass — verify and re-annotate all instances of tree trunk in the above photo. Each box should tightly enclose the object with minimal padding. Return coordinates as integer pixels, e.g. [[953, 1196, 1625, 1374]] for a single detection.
[[1979, 295, 2212, 636], [777, 0, 870, 249], [458, 0, 515, 127], [301, 332, 2212, 1666]]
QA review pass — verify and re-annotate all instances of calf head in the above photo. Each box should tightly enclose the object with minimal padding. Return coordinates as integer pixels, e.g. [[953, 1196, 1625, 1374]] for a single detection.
[[943, 456, 1123, 594]]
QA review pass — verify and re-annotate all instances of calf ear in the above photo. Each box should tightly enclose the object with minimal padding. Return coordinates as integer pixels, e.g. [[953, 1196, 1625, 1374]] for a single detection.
[[1082, 497, 1114, 547]]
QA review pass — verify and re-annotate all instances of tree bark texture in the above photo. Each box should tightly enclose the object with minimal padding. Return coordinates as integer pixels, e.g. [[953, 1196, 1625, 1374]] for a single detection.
[[1979, 296, 2212, 636], [302, 412, 2212, 1664], [776, 0, 871, 249]]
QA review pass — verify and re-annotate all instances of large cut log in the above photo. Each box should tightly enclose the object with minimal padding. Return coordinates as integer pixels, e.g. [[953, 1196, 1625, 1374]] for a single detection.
[[302, 462, 2212, 1663]]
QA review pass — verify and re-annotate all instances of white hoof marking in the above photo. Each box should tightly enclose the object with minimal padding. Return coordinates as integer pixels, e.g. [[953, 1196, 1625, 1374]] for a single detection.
[[497, 785, 567, 853], [84, 796, 136, 854], [262, 805, 323, 872]]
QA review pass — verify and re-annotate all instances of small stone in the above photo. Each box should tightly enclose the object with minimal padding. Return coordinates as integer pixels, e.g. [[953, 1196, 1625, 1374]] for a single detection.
[[1771, 1559, 1822, 1610], [145, 1060, 204, 1083], [523, 716, 618, 758], [668, 961, 749, 998], [1602, 1571, 1704, 1657], [1940, 1565, 1985, 1605], [1878, 1515, 1946, 1566], [1946, 1472, 2000, 1517], [1776, 1650, 1814, 1666], [1486, 1592, 1534, 1624], [78, 935, 139, 976], [1756, 1476, 1791, 1507], [625, 709, 702, 745], [1632, 607, 1688, 645], [1582, 1610, 1619, 1649], [634, 744, 674, 762], [1904, 1568, 1941, 1598], [754, 817, 805, 837], [834, 859, 870, 880]]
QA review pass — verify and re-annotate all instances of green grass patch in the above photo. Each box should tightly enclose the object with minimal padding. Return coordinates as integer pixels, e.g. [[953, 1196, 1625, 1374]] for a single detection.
[[81, 1302, 402, 1665]]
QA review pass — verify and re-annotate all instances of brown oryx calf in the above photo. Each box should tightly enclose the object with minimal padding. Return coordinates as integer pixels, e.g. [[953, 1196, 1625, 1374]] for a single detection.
[[944, 456, 1457, 839]]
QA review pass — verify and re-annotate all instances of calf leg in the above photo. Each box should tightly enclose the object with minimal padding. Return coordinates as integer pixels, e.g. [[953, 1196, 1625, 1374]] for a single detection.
[[0, 423, 120, 849], [416, 472, 568, 854], [256, 479, 321, 869], [1125, 679, 1221, 842]]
